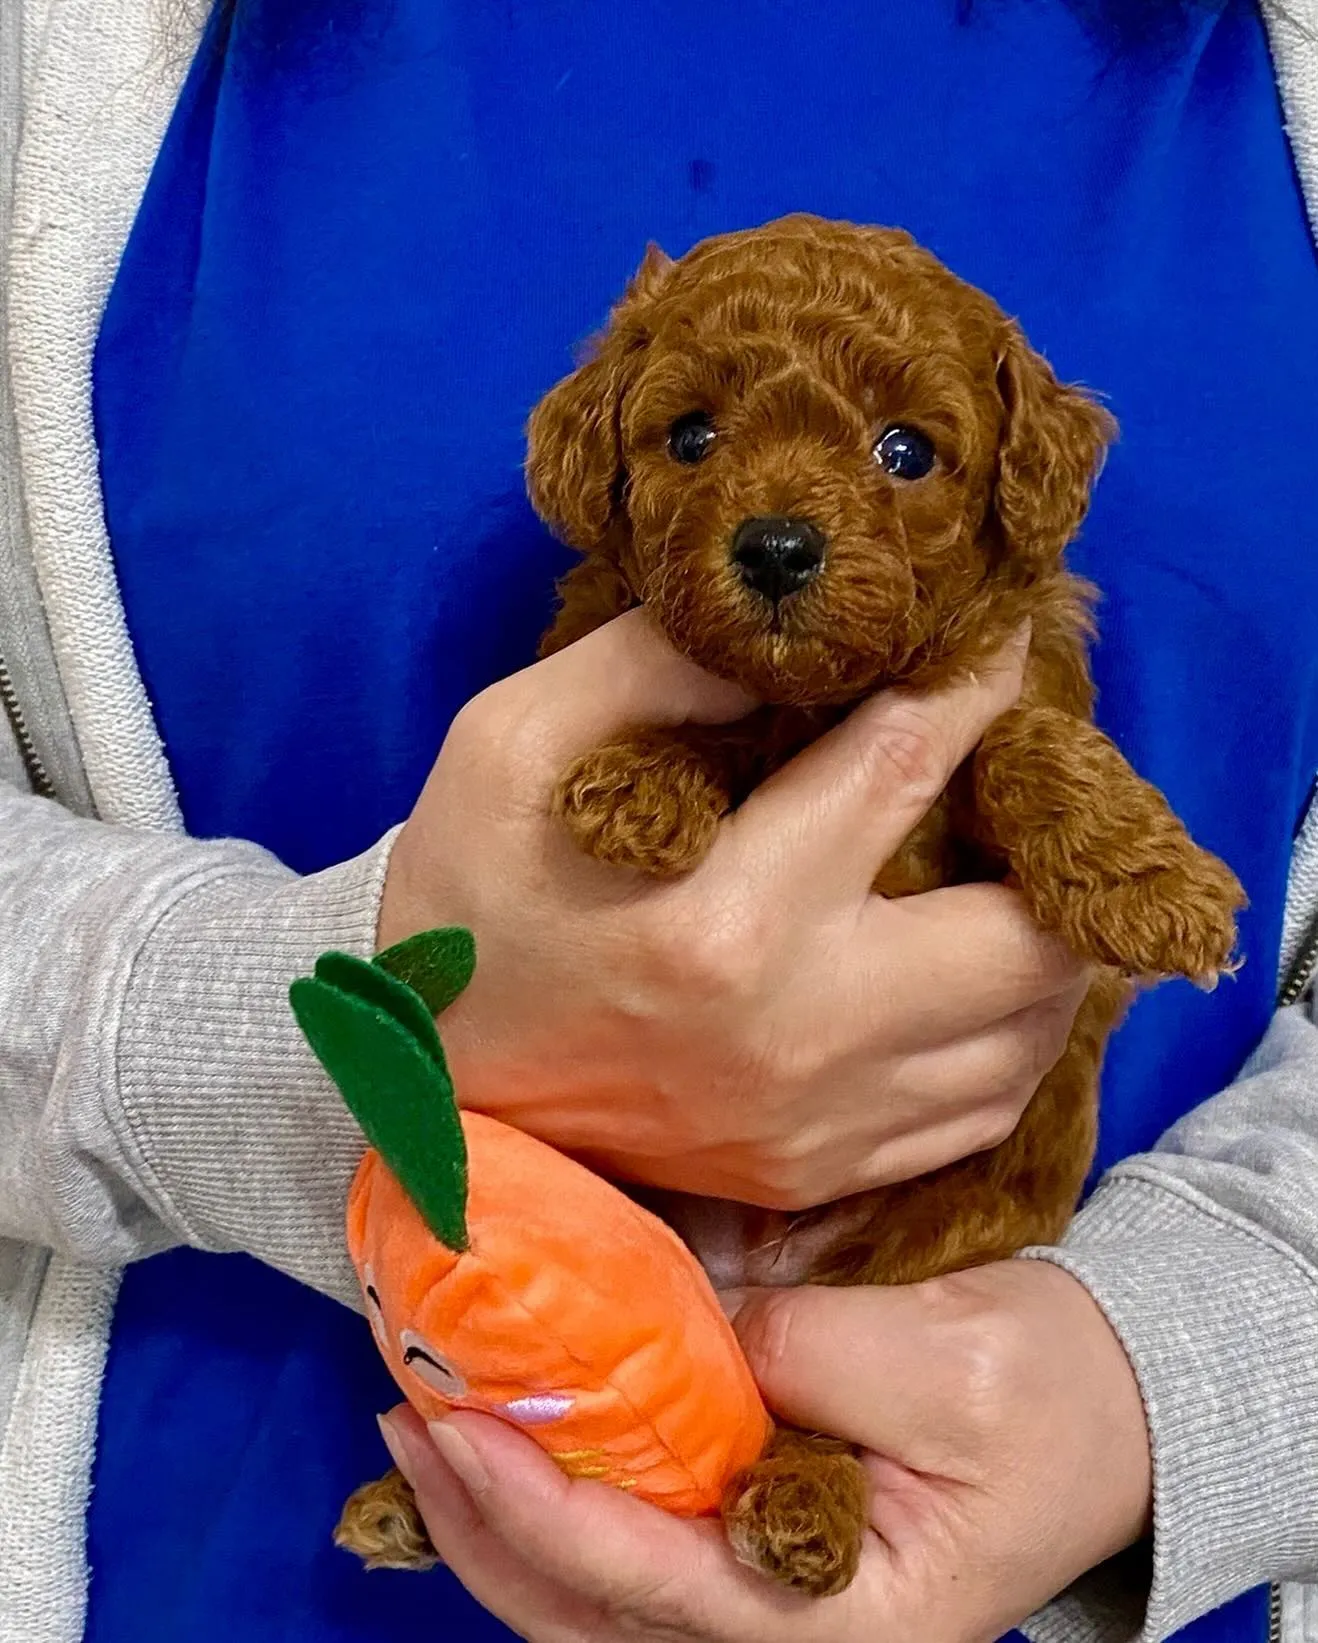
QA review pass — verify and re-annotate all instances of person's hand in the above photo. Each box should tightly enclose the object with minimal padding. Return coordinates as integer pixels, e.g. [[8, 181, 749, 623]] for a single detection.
[[379, 610, 1087, 1206], [374, 1259, 1151, 1643]]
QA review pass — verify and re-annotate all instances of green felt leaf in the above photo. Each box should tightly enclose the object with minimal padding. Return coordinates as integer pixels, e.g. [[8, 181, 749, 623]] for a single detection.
[[375, 927, 477, 1017], [290, 975, 469, 1251], [313, 949, 445, 1068]]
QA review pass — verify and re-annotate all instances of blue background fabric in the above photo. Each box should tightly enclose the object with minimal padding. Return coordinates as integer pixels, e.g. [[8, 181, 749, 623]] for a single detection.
[[87, 1, 1318, 1639]]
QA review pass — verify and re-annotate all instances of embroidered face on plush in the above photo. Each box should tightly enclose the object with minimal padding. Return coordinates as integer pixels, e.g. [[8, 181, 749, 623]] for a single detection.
[[526, 214, 1115, 705]]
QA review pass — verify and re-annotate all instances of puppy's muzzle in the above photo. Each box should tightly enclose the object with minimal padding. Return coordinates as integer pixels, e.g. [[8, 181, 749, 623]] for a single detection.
[[731, 516, 826, 603]]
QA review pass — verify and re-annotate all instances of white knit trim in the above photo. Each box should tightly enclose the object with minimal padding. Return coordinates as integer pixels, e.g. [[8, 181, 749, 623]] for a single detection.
[[0, 1258, 121, 1643], [1262, 4, 1318, 1003], [1282, 1579, 1318, 1643], [7, 0, 192, 834], [1264, 1, 1318, 249], [1256, 0, 1318, 985], [2, 4, 197, 1638], [1282, 784, 1318, 987]]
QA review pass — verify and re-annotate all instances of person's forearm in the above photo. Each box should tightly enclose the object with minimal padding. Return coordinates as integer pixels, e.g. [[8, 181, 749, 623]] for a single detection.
[[0, 780, 392, 1304], [1022, 1004, 1318, 1643]]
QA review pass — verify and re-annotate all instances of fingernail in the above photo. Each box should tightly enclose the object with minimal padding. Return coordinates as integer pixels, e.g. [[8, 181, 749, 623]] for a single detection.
[[428, 1419, 491, 1495], [377, 1411, 416, 1485]]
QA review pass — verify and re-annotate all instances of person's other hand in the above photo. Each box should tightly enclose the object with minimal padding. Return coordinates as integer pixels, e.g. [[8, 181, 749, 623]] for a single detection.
[[376, 1260, 1151, 1642], [379, 610, 1087, 1206]]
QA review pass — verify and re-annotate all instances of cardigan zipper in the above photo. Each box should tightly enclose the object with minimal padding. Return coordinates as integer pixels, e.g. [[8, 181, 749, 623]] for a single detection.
[[0, 648, 56, 799], [1264, 853, 1315, 1643], [1280, 919, 1318, 1007]]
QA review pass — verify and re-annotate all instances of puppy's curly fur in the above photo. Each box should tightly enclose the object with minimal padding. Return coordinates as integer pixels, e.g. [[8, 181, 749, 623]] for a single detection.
[[338, 216, 1244, 1592]]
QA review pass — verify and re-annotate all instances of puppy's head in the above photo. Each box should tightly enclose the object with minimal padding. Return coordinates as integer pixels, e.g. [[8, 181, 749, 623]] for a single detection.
[[527, 215, 1114, 703]]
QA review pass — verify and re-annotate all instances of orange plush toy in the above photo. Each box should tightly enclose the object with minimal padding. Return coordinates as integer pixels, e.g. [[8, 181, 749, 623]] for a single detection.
[[290, 928, 771, 1568]]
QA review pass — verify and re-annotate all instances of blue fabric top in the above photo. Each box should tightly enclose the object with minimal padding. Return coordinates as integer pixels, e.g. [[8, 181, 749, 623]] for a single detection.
[[87, 2, 1318, 1640]]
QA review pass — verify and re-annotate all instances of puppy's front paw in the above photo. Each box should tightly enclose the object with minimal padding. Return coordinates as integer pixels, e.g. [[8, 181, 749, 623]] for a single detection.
[[554, 733, 730, 876], [1036, 845, 1245, 984], [723, 1434, 867, 1598]]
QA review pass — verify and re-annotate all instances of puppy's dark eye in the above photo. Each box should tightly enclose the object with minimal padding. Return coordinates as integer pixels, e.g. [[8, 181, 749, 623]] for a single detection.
[[873, 425, 936, 480], [668, 411, 717, 465]]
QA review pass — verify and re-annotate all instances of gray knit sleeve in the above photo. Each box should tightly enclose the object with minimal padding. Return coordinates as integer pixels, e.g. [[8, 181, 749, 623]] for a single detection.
[[0, 780, 393, 1306], [1020, 1005, 1318, 1643]]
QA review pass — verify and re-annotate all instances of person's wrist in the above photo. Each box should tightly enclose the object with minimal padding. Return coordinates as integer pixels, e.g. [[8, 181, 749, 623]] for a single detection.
[[377, 818, 423, 950], [377, 805, 459, 952], [990, 1259, 1153, 1562]]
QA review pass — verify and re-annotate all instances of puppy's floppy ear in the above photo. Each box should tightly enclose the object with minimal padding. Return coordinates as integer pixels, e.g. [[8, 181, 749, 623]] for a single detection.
[[525, 244, 674, 554], [524, 340, 641, 554], [991, 324, 1117, 572], [627, 241, 675, 304]]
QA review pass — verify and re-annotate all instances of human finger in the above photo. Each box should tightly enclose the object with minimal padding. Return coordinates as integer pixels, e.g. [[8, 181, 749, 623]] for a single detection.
[[888, 981, 1088, 1117], [455, 609, 757, 799], [840, 882, 1087, 1051], [814, 993, 1084, 1198], [414, 1410, 857, 1642], [592, 975, 1083, 1211], [716, 629, 1028, 906], [727, 1283, 1006, 1471], [380, 1406, 601, 1642], [392, 1406, 944, 1643]]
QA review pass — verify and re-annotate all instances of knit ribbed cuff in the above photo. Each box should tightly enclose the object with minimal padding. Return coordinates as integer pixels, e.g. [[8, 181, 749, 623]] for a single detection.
[[112, 830, 399, 1306], [1019, 1171, 1318, 1643]]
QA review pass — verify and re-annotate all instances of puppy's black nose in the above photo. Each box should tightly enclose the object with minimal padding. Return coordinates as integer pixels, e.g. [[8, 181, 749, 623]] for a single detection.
[[731, 516, 826, 602]]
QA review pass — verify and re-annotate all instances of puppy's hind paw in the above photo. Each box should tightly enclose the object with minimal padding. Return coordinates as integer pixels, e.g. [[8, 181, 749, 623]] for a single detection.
[[335, 1468, 439, 1572], [723, 1437, 868, 1598]]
